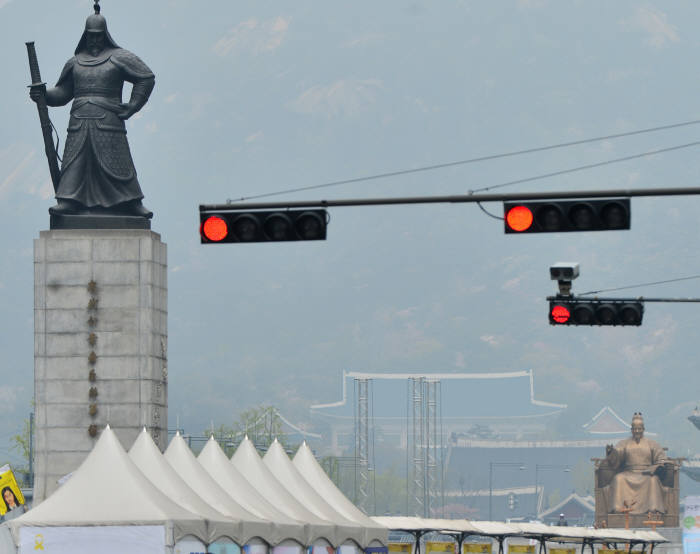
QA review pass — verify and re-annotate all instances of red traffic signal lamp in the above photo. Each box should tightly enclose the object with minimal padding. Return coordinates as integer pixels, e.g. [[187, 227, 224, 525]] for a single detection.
[[549, 299, 643, 326], [200, 209, 328, 244], [504, 198, 630, 233]]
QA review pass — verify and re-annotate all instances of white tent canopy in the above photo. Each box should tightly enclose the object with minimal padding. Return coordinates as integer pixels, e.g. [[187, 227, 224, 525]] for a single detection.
[[8, 426, 207, 551], [292, 441, 388, 545], [197, 436, 307, 546], [231, 436, 338, 546], [128, 428, 240, 545], [371, 517, 668, 546], [263, 439, 365, 547], [164, 432, 274, 545]]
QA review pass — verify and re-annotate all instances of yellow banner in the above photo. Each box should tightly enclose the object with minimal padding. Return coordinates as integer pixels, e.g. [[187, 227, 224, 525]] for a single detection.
[[508, 546, 534, 554], [389, 544, 412, 554], [549, 549, 575, 554], [598, 550, 626, 554], [463, 544, 491, 554], [426, 543, 454, 554], [0, 465, 24, 516]]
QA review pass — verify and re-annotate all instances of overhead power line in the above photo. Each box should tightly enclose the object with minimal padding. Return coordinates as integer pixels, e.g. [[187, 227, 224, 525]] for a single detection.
[[232, 118, 700, 202], [578, 274, 700, 297], [469, 140, 700, 194]]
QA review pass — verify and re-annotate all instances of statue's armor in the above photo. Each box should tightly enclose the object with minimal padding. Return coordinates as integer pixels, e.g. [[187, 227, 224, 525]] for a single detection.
[[50, 48, 155, 208]]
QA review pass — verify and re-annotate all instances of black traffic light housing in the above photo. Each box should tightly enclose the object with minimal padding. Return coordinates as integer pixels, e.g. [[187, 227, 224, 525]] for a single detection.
[[200, 209, 328, 244], [504, 198, 630, 233], [549, 298, 644, 326]]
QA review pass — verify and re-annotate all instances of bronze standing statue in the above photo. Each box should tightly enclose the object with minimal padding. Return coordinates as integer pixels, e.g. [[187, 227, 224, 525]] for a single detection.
[[28, 1, 155, 225], [604, 412, 668, 514]]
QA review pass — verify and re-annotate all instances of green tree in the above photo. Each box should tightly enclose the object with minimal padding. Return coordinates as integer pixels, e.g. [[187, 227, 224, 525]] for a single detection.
[[10, 416, 32, 487], [373, 464, 407, 516], [205, 405, 290, 455]]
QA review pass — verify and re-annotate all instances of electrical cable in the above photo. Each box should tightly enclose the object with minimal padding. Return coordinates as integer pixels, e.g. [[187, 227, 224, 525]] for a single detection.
[[469, 140, 700, 194], [476, 201, 503, 221], [232, 118, 700, 202], [577, 273, 700, 297]]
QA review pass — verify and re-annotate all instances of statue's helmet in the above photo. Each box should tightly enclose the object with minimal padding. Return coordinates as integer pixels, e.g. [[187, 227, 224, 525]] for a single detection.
[[631, 412, 644, 427], [85, 13, 108, 34], [74, 8, 120, 55]]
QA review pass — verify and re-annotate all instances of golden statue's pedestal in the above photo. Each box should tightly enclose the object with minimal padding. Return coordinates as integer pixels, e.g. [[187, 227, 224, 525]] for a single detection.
[[607, 513, 678, 529]]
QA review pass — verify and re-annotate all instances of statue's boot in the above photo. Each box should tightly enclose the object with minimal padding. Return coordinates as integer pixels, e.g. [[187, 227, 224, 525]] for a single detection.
[[49, 199, 84, 215], [118, 199, 153, 219]]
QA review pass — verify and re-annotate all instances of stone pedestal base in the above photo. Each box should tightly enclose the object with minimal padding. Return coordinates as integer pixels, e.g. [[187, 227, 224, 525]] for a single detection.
[[607, 513, 678, 528], [50, 213, 151, 230], [33, 229, 167, 503]]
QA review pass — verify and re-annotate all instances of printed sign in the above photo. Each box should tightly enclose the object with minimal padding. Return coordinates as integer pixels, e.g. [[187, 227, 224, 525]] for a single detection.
[[426, 542, 454, 554], [209, 541, 241, 554], [308, 546, 334, 554], [684, 496, 700, 554], [508, 546, 534, 554], [273, 545, 303, 554], [19, 526, 164, 554], [389, 544, 412, 554], [0, 464, 24, 516], [463, 543, 491, 554], [549, 549, 575, 554], [175, 537, 207, 554]]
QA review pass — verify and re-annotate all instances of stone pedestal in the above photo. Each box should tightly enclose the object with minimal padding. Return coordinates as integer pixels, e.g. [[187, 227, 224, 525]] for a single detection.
[[608, 513, 678, 528], [33, 229, 167, 503]]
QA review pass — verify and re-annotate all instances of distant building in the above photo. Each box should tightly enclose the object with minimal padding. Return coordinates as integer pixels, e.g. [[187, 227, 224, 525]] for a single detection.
[[582, 406, 630, 437], [311, 370, 636, 521], [444, 406, 638, 520], [445, 436, 604, 520], [538, 493, 595, 526]]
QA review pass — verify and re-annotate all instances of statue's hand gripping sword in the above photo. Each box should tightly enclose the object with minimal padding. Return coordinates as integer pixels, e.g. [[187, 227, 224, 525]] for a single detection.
[[25, 41, 60, 193]]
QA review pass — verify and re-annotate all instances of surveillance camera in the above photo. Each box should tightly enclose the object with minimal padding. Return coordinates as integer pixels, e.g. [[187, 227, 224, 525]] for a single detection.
[[550, 262, 579, 281]]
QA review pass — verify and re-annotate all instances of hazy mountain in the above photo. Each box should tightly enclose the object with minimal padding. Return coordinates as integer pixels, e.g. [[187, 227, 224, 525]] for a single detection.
[[1, 1, 700, 465]]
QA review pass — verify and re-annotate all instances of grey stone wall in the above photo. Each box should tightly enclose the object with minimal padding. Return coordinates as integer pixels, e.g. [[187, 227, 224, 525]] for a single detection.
[[33, 229, 167, 503]]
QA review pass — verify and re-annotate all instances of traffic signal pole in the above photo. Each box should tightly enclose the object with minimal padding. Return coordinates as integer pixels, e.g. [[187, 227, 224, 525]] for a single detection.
[[201, 185, 700, 211], [547, 296, 700, 303]]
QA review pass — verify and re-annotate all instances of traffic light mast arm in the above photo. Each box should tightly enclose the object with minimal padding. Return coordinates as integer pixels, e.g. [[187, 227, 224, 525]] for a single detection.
[[546, 296, 700, 303], [200, 186, 700, 211]]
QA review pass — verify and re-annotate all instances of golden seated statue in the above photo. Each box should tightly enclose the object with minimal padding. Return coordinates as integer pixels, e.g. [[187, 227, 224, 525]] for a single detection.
[[593, 413, 680, 528]]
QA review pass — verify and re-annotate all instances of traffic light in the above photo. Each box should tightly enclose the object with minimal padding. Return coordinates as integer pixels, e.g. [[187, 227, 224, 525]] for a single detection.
[[504, 198, 630, 233], [549, 299, 644, 326], [200, 209, 328, 244]]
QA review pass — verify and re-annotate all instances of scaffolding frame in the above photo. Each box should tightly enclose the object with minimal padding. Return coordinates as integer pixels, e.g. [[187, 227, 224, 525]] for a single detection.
[[407, 377, 444, 517], [354, 378, 375, 514]]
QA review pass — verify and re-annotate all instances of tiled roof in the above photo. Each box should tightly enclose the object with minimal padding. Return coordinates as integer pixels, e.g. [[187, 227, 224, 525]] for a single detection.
[[582, 406, 629, 434]]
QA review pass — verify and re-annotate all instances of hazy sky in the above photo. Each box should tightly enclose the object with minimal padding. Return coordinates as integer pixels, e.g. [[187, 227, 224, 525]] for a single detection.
[[2, 0, 700, 465]]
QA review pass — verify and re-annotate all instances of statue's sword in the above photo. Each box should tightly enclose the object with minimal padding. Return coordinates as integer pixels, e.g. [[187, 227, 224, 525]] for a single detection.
[[25, 42, 60, 193]]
